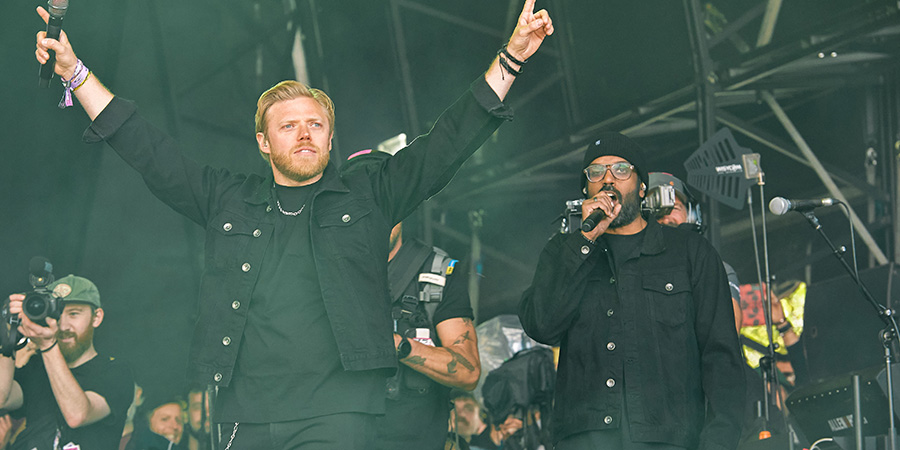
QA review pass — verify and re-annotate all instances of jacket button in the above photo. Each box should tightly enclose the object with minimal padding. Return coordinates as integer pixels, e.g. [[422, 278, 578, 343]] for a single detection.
[[253, 229, 261, 238], [606, 378, 615, 388], [266, 205, 273, 213], [223, 222, 233, 231], [604, 415, 613, 424], [607, 309, 614, 317], [232, 300, 241, 310], [342, 214, 351, 223], [609, 277, 615, 284], [581, 245, 590, 255], [222, 336, 232, 346], [241, 263, 251, 272], [214, 373, 223, 382], [665, 282, 674, 291], [607, 342, 616, 351]]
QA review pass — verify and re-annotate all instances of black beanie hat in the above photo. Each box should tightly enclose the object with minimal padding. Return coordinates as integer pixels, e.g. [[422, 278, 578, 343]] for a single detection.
[[581, 132, 649, 189]]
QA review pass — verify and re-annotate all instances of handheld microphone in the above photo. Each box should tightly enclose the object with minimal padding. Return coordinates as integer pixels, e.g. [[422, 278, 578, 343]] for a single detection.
[[39, 0, 69, 88], [768, 196, 837, 216], [581, 210, 606, 232]]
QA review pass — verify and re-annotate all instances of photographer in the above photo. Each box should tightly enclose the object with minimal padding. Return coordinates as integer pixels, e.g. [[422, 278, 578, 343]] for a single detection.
[[0, 275, 134, 449]]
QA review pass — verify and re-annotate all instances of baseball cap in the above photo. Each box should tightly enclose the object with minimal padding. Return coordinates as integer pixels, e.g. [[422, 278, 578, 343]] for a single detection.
[[47, 275, 101, 308]]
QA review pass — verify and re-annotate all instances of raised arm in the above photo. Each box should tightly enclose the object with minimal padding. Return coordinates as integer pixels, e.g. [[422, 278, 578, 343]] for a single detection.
[[484, 0, 554, 101], [34, 6, 113, 120]]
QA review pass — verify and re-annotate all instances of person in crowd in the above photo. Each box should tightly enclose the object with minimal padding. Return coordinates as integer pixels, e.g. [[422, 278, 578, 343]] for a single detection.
[[0, 275, 134, 449], [120, 383, 145, 450], [519, 133, 746, 449], [126, 397, 187, 450], [185, 387, 210, 450], [449, 391, 523, 450], [342, 149, 481, 450]]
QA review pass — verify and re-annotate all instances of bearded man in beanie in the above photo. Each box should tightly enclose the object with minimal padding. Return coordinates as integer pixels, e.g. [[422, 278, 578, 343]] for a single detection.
[[0, 275, 134, 450], [519, 133, 746, 450]]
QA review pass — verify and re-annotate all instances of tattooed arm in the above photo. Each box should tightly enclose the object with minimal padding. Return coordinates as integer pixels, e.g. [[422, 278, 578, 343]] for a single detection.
[[394, 317, 481, 390]]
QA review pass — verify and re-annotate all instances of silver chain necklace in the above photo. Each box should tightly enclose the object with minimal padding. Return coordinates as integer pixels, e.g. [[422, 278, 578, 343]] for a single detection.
[[276, 199, 305, 216], [273, 183, 308, 216]]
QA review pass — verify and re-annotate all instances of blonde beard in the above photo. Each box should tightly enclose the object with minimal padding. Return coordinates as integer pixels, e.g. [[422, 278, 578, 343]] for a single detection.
[[271, 149, 330, 183]]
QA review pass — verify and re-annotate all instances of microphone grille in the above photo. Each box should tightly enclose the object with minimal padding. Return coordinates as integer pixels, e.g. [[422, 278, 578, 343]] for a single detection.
[[769, 197, 790, 215], [47, 0, 68, 16]]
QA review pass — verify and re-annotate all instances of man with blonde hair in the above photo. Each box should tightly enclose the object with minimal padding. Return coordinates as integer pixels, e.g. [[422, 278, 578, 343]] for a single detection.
[[33, 0, 553, 447]]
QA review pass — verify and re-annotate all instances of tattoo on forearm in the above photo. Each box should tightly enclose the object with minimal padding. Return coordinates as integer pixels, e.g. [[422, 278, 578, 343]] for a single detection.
[[452, 330, 472, 346], [406, 356, 426, 366], [446, 348, 475, 374]]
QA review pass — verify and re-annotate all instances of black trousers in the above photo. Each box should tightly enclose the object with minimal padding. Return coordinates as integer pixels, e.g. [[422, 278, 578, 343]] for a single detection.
[[217, 413, 376, 450]]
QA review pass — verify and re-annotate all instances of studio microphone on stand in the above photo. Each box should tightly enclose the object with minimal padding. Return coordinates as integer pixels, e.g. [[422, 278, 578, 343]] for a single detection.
[[768, 196, 838, 216], [39, 0, 69, 88]]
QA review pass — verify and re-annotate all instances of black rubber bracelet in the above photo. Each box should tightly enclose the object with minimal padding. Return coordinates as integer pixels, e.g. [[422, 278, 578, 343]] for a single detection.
[[38, 340, 58, 354], [499, 44, 527, 66], [777, 321, 793, 334], [498, 55, 522, 77]]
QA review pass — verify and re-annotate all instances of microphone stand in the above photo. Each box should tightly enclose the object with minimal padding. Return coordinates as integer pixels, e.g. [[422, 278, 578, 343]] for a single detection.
[[749, 174, 792, 446], [801, 210, 899, 450]]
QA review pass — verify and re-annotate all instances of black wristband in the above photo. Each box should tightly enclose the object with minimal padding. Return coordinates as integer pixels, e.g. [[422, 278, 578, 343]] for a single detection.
[[499, 44, 527, 66], [396, 337, 412, 359], [777, 321, 793, 334], [498, 55, 522, 78], [38, 340, 58, 354]]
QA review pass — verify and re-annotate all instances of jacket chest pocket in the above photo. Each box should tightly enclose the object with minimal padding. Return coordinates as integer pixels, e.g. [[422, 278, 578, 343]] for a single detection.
[[206, 214, 273, 270], [642, 270, 691, 326], [314, 201, 378, 257]]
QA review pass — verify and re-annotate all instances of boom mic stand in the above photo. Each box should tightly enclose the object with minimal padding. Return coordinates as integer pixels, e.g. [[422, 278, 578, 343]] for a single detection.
[[799, 209, 899, 450]]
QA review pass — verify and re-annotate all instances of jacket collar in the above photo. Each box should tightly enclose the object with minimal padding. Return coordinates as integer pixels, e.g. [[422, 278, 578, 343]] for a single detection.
[[244, 162, 349, 206]]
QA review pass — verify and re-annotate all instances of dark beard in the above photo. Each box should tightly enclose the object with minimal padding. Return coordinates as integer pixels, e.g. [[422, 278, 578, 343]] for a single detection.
[[608, 188, 642, 229], [57, 327, 93, 364]]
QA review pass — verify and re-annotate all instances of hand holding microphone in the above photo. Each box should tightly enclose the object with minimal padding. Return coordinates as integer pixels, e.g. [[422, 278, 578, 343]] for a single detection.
[[581, 191, 620, 239], [35, 3, 79, 85]]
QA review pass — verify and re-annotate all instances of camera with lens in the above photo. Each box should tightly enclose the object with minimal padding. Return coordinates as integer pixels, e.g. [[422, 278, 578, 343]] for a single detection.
[[22, 257, 60, 326]]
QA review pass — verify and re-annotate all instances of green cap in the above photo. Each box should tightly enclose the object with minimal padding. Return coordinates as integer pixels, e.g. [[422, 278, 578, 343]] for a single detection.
[[47, 275, 101, 308]]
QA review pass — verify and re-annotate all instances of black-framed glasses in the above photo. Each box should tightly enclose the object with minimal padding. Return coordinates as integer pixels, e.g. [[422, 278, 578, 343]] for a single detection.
[[584, 163, 634, 182]]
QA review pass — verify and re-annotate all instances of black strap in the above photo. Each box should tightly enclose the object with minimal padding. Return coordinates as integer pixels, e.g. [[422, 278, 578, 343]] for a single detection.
[[387, 240, 434, 302]]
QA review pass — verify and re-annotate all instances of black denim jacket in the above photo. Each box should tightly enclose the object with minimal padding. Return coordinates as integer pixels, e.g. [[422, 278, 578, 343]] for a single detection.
[[83, 77, 510, 388], [519, 221, 746, 450]]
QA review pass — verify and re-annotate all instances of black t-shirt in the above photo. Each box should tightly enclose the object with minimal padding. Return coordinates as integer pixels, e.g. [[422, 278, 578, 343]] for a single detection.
[[215, 183, 383, 423], [375, 241, 473, 450], [603, 229, 646, 273], [12, 354, 134, 450]]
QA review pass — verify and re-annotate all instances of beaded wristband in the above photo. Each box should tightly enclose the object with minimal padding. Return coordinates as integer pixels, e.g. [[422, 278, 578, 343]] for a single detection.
[[58, 59, 90, 109]]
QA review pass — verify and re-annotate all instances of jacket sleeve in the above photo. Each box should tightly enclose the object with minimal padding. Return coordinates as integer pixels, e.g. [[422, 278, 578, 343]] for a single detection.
[[689, 236, 747, 450], [82, 97, 241, 226], [518, 233, 599, 346], [364, 77, 512, 224]]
